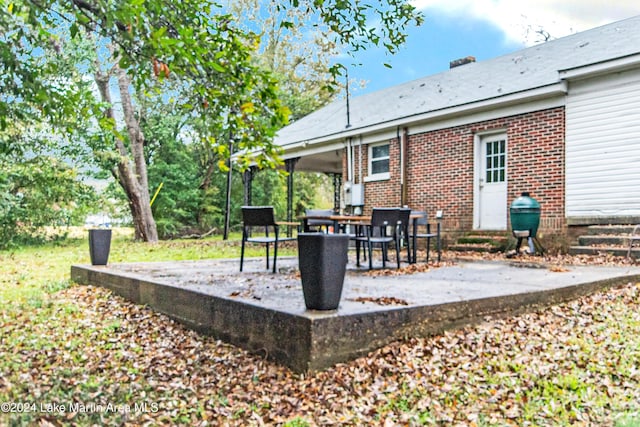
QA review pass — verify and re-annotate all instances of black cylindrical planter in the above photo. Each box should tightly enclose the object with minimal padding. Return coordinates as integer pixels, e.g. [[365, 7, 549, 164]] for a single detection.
[[298, 233, 349, 310], [89, 229, 112, 265]]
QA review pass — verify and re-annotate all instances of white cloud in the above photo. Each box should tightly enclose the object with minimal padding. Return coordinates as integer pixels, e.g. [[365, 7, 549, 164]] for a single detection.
[[411, 0, 640, 45]]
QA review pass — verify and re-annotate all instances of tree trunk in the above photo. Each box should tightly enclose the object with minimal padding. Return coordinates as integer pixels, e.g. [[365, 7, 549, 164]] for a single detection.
[[95, 64, 158, 242]]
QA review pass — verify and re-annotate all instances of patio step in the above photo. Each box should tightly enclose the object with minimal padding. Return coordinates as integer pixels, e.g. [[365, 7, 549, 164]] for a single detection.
[[577, 235, 631, 246], [568, 224, 639, 257], [593, 225, 637, 235], [569, 245, 640, 257], [449, 232, 510, 253]]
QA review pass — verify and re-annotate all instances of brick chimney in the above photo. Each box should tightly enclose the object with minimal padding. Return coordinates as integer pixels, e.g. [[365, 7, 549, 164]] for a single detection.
[[449, 56, 476, 69]]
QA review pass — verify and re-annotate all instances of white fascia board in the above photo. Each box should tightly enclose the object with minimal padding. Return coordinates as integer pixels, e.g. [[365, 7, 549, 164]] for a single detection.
[[281, 129, 398, 159], [281, 140, 347, 160], [358, 130, 398, 144], [559, 53, 640, 81], [280, 83, 567, 153]]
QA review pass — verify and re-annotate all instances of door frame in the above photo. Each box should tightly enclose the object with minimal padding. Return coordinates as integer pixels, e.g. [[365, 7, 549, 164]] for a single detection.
[[473, 129, 508, 230]]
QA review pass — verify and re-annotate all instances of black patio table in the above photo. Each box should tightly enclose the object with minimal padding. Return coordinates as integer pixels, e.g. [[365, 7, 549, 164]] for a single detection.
[[299, 213, 423, 263]]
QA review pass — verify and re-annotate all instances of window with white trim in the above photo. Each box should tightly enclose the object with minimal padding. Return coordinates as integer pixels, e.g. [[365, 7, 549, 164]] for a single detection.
[[367, 142, 390, 180]]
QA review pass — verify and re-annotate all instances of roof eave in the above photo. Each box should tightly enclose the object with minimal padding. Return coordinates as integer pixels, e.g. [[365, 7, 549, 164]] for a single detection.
[[279, 82, 568, 153], [559, 53, 640, 80]]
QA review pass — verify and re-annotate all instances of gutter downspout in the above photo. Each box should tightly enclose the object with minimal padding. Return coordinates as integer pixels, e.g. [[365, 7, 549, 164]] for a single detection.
[[401, 127, 409, 206], [358, 134, 363, 185], [346, 137, 353, 183]]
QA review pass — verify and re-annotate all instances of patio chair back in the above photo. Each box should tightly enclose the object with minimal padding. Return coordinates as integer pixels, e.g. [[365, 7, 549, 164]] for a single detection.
[[398, 208, 411, 231], [411, 210, 428, 226], [397, 208, 412, 262], [305, 208, 334, 231], [240, 206, 293, 273], [408, 210, 440, 263], [242, 206, 276, 227], [353, 208, 401, 269], [370, 207, 399, 229]]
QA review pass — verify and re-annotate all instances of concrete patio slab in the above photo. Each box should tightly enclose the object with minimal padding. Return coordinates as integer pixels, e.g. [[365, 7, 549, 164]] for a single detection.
[[71, 257, 640, 372]]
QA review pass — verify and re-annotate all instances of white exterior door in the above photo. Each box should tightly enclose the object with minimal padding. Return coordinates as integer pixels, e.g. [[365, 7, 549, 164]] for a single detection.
[[477, 135, 508, 230]]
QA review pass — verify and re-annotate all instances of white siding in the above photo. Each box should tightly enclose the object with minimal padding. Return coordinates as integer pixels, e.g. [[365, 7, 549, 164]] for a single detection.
[[566, 69, 640, 218]]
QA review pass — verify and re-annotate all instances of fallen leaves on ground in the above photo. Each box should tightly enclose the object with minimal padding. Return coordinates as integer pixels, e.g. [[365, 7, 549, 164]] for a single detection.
[[348, 296, 409, 306], [450, 250, 640, 268], [549, 265, 571, 272], [363, 262, 440, 276], [2, 251, 640, 426]]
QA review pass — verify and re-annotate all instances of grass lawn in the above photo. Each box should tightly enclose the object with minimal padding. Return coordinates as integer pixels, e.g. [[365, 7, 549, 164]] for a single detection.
[[1, 229, 639, 426]]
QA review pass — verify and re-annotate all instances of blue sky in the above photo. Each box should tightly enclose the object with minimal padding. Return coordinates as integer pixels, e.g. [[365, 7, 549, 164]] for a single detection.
[[345, 0, 640, 95]]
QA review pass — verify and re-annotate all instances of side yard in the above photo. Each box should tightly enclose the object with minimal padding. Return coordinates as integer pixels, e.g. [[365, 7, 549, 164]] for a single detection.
[[1, 233, 639, 426]]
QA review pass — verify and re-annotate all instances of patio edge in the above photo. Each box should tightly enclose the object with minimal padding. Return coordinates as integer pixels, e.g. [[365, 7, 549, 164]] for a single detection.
[[70, 264, 640, 372]]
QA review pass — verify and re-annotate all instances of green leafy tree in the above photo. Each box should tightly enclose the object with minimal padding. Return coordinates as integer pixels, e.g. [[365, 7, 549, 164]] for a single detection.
[[293, 172, 335, 213], [5, 0, 291, 242], [222, 0, 364, 230], [153, 0, 421, 236], [0, 20, 98, 247], [227, 0, 341, 120], [2, 0, 422, 242], [0, 152, 98, 249], [0, 3, 88, 133], [143, 111, 203, 238]]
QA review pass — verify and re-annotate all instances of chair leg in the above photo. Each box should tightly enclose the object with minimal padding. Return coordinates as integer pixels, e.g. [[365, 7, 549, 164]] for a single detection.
[[437, 223, 442, 263], [413, 236, 417, 265], [240, 238, 246, 272], [368, 241, 373, 270], [381, 243, 387, 269], [406, 239, 412, 264], [396, 241, 400, 269], [357, 225, 366, 262], [265, 243, 270, 271], [273, 241, 278, 273], [426, 237, 431, 262]]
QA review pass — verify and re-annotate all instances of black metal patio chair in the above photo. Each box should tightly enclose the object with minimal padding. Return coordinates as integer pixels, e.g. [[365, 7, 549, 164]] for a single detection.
[[240, 206, 295, 273], [397, 208, 412, 263], [409, 210, 440, 263], [353, 208, 401, 269]]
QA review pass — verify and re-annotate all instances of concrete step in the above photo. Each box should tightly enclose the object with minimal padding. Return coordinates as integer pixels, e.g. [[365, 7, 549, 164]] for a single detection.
[[578, 235, 632, 246], [457, 235, 509, 244], [584, 224, 638, 235], [449, 243, 504, 253], [568, 245, 640, 257], [451, 232, 510, 254]]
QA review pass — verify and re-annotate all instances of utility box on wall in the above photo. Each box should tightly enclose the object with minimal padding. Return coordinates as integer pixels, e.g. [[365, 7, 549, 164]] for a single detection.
[[351, 183, 364, 206], [343, 182, 364, 206]]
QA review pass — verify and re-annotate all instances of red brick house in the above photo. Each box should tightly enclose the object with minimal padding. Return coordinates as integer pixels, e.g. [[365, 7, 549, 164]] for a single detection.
[[274, 16, 640, 241]]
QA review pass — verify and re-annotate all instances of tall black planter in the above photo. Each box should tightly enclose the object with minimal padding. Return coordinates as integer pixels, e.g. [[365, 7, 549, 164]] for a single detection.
[[89, 229, 112, 266], [297, 233, 349, 310]]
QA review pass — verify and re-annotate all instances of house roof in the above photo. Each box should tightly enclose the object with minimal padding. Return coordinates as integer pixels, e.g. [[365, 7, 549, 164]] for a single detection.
[[275, 14, 640, 148]]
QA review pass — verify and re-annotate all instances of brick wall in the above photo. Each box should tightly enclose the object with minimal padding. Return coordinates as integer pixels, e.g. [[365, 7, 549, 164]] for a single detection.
[[344, 107, 566, 232]]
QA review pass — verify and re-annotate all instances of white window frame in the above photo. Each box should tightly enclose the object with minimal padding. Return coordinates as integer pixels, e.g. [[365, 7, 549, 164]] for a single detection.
[[365, 142, 390, 182]]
